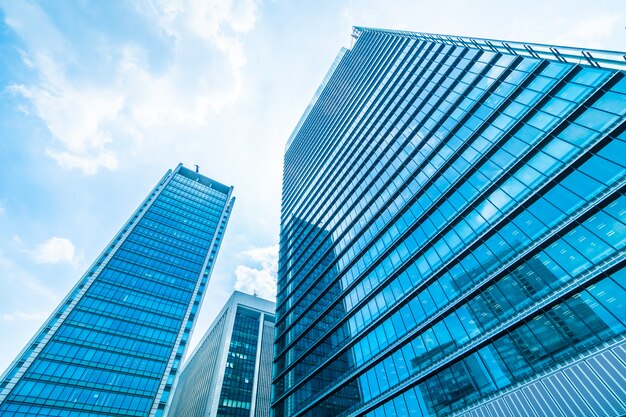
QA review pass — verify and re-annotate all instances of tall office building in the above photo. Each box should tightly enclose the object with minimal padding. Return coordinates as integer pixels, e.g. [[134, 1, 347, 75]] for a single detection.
[[166, 291, 275, 417], [274, 27, 626, 417], [0, 163, 235, 417]]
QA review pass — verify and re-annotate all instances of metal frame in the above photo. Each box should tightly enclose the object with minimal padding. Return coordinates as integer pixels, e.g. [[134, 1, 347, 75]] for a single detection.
[[353, 26, 626, 71]]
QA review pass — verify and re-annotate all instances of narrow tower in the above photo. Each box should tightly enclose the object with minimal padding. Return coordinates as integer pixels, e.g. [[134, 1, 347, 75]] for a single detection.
[[0, 163, 235, 417]]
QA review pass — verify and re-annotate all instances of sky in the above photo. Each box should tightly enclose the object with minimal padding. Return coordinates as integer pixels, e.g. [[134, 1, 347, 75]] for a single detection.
[[0, 0, 625, 373]]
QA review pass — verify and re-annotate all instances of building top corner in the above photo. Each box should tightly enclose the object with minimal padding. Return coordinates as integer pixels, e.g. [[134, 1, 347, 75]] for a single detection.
[[351, 26, 626, 71]]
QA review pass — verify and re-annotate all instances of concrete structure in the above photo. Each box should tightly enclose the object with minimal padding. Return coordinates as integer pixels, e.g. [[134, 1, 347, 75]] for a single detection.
[[167, 291, 275, 417]]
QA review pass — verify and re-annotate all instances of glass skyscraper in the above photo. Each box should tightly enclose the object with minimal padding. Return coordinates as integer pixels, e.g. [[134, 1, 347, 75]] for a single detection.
[[166, 291, 275, 417], [0, 163, 235, 417], [274, 27, 626, 417]]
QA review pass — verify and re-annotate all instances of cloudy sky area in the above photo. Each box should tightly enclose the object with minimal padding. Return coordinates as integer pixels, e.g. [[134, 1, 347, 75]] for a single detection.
[[0, 0, 625, 372]]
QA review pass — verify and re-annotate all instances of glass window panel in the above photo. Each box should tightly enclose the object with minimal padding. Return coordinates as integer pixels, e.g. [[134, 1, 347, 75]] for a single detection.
[[587, 278, 626, 325], [564, 226, 613, 264], [477, 345, 513, 389], [576, 290, 624, 338], [557, 123, 598, 147], [575, 108, 618, 132], [555, 82, 592, 102], [578, 155, 625, 187], [585, 209, 626, 250], [592, 91, 626, 116], [570, 68, 609, 86]]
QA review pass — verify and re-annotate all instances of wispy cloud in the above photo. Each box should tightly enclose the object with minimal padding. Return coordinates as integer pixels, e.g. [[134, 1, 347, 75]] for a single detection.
[[0, 248, 58, 303], [0, 311, 50, 322], [32, 237, 76, 265], [2, 0, 259, 174], [553, 13, 626, 48], [234, 244, 278, 300]]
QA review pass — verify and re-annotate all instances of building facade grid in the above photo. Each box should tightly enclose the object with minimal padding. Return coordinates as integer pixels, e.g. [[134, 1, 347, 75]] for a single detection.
[[0, 164, 235, 417], [274, 27, 626, 417]]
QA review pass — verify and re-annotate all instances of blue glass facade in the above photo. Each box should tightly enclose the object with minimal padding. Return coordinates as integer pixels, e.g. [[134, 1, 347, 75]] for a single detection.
[[274, 27, 626, 417], [0, 164, 234, 417]]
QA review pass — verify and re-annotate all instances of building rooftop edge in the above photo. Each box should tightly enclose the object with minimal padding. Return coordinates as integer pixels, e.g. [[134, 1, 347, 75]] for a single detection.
[[284, 47, 350, 153], [230, 290, 276, 313], [283, 25, 626, 156], [175, 163, 234, 195], [178, 291, 275, 375], [352, 26, 626, 70]]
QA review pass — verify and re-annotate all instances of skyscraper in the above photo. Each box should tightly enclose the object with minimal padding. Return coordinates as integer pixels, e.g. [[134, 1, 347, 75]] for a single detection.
[[274, 27, 626, 417], [166, 291, 275, 417], [0, 163, 235, 417]]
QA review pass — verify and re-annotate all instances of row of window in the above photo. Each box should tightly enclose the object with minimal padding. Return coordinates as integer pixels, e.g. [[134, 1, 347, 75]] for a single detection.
[[157, 189, 223, 223], [124, 233, 207, 265], [76, 297, 184, 332], [275, 154, 625, 401], [277, 268, 625, 417], [142, 210, 214, 241], [359, 270, 626, 417], [279, 116, 626, 374], [55, 324, 171, 361], [6, 380, 152, 416], [112, 249, 199, 282], [0, 403, 120, 417], [282, 32, 408, 204], [276, 56, 608, 342], [279, 37, 464, 295], [278, 50, 607, 320], [87, 280, 187, 319], [99, 267, 193, 304], [171, 174, 228, 202], [138, 217, 210, 248], [131, 224, 207, 256], [280, 41, 507, 283], [151, 196, 220, 230], [120, 240, 204, 273], [276, 193, 625, 407], [25, 360, 159, 396], [277, 48, 528, 327], [275, 76, 624, 372], [217, 310, 260, 417], [66, 310, 178, 345]]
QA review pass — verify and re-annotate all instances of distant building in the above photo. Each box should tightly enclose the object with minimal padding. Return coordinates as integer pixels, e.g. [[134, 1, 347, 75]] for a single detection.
[[274, 26, 626, 417], [0, 163, 234, 417], [166, 291, 275, 417]]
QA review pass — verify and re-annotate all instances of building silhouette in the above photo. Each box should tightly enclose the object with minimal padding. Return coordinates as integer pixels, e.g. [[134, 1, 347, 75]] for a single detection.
[[0, 164, 234, 417], [273, 27, 626, 417]]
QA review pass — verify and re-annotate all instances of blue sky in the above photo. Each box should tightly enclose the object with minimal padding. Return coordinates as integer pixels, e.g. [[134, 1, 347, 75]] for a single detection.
[[0, 0, 625, 373]]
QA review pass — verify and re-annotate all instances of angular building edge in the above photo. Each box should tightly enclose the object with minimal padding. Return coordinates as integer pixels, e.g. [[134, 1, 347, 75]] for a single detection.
[[0, 167, 174, 395], [0, 163, 236, 417], [150, 165, 236, 417], [275, 25, 626, 417]]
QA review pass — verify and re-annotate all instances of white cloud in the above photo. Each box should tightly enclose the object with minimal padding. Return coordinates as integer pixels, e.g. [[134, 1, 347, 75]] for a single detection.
[[0, 246, 61, 377], [32, 237, 76, 264], [234, 245, 278, 300], [0, 248, 59, 303], [3, 0, 259, 174], [553, 13, 625, 48], [0, 311, 50, 322]]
